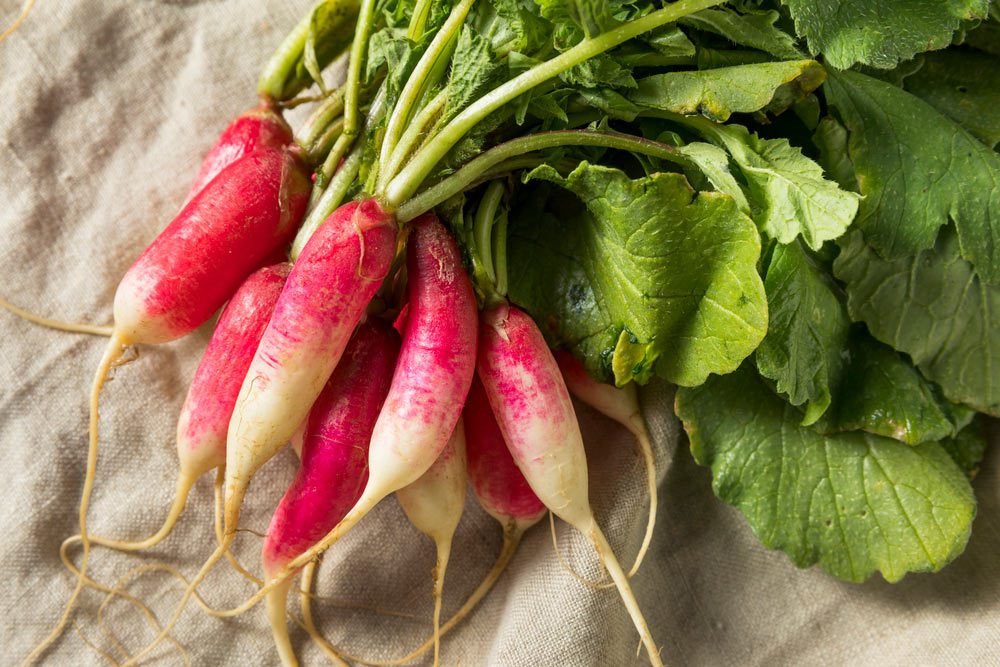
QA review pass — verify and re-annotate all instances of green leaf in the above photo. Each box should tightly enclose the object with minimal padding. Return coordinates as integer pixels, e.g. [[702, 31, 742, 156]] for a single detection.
[[756, 242, 850, 425], [443, 26, 506, 124], [679, 8, 803, 60], [902, 49, 1000, 149], [781, 0, 990, 69], [690, 120, 860, 250], [811, 116, 858, 192], [507, 165, 767, 387], [674, 142, 751, 214], [940, 417, 989, 480], [834, 227, 1000, 416], [824, 69, 1000, 283], [629, 60, 826, 122], [676, 364, 977, 583], [820, 333, 956, 445]]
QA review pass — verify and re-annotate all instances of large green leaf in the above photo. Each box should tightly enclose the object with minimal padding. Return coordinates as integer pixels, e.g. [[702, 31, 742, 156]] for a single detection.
[[756, 242, 850, 425], [690, 119, 860, 250], [835, 227, 1000, 416], [781, 0, 989, 69], [902, 50, 1000, 149], [507, 164, 767, 387], [819, 333, 956, 445], [676, 364, 977, 583], [630, 60, 825, 122], [824, 69, 1000, 284]]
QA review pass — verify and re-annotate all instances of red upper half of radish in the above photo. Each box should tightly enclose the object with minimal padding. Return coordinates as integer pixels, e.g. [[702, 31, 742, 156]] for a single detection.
[[224, 198, 396, 528], [262, 319, 399, 577], [464, 374, 545, 526], [113, 147, 311, 345], [187, 105, 293, 201], [176, 262, 291, 480], [364, 213, 478, 497], [477, 301, 592, 530]]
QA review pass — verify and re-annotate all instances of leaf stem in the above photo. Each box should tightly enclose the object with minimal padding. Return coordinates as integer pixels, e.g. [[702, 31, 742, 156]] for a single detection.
[[383, 0, 727, 208], [378, 0, 476, 186], [395, 129, 689, 222], [473, 180, 505, 287]]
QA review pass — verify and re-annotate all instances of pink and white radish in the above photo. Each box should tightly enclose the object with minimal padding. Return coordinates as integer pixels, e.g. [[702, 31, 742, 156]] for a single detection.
[[555, 350, 657, 578], [478, 302, 664, 667], [263, 320, 399, 667], [28, 146, 313, 664], [395, 419, 467, 667]]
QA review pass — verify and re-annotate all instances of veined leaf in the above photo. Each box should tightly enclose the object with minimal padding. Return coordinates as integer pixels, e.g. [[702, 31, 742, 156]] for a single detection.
[[782, 0, 990, 69], [824, 69, 1000, 283], [630, 60, 826, 122], [679, 8, 803, 60], [756, 242, 850, 425], [940, 417, 989, 480], [507, 165, 767, 387], [676, 364, 977, 583], [835, 227, 1000, 416], [819, 332, 956, 445], [692, 120, 860, 250], [902, 49, 1000, 149]]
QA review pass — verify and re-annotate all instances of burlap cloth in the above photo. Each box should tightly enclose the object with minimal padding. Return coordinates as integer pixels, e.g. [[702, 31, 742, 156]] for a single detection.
[[1, 2, 998, 665]]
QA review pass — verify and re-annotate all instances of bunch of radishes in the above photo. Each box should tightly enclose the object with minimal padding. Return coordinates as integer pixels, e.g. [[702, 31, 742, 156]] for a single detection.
[[10, 0, 728, 663]]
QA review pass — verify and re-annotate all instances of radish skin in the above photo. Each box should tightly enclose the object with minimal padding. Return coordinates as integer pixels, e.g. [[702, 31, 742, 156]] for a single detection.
[[187, 105, 293, 200], [262, 320, 399, 666], [225, 198, 396, 536], [555, 350, 657, 578], [395, 419, 467, 667], [477, 302, 664, 667]]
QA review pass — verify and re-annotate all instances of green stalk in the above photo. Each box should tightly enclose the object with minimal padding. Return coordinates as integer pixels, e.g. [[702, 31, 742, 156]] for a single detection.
[[377, 0, 476, 184], [381, 88, 448, 187], [395, 129, 689, 222], [407, 0, 434, 40], [473, 180, 505, 286], [292, 149, 363, 260], [383, 0, 726, 208], [297, 86, 346, 152], [492, 210, 509, 298]]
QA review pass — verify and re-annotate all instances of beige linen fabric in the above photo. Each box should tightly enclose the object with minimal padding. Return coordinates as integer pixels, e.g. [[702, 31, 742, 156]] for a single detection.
[[1, 2, 998, 665]]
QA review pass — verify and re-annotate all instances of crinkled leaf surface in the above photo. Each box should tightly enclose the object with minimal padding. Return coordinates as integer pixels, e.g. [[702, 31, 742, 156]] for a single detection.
[[821, 333, 956, 445], [756, 242, 850, 425], [507, 164, 767, 387], [690, 119, 860, 250], [781, 0, 990, 69], [630, 60, 825, 122], [676, 364, 977, 583], [902, 49, 1000, 149], [824, 70, 1000, 283], [679, 8, 803, 60], [835, 227, 1000, 416]]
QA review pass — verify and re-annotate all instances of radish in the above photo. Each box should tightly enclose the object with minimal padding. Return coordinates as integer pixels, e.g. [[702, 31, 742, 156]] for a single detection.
[[224, 198, 395, 537], [555, 350, 658, 578], [125, 211, 475, 665], [263, 319, 399, 667], [395, 419, 467, 667], [382, 375, 545, 665], [187, 104, 293, 200], [477, 302, 664, 667], [27, 146, 312, 664]]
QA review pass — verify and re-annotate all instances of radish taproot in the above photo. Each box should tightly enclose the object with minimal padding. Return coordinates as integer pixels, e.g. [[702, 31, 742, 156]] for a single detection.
[[478, 302, 664, 667], [555, 350, 658, 578], [263, 319, 399, 666], [395, 419, 468, 667]]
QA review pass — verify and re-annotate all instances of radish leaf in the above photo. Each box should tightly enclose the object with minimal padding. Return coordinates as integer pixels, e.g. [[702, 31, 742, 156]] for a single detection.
[[507, 164, 767, 387], [824, 70, 1000, 282], [676, 364, 976, 583], [835, 227, 1000, 416], [781, 0, 989, 69]]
